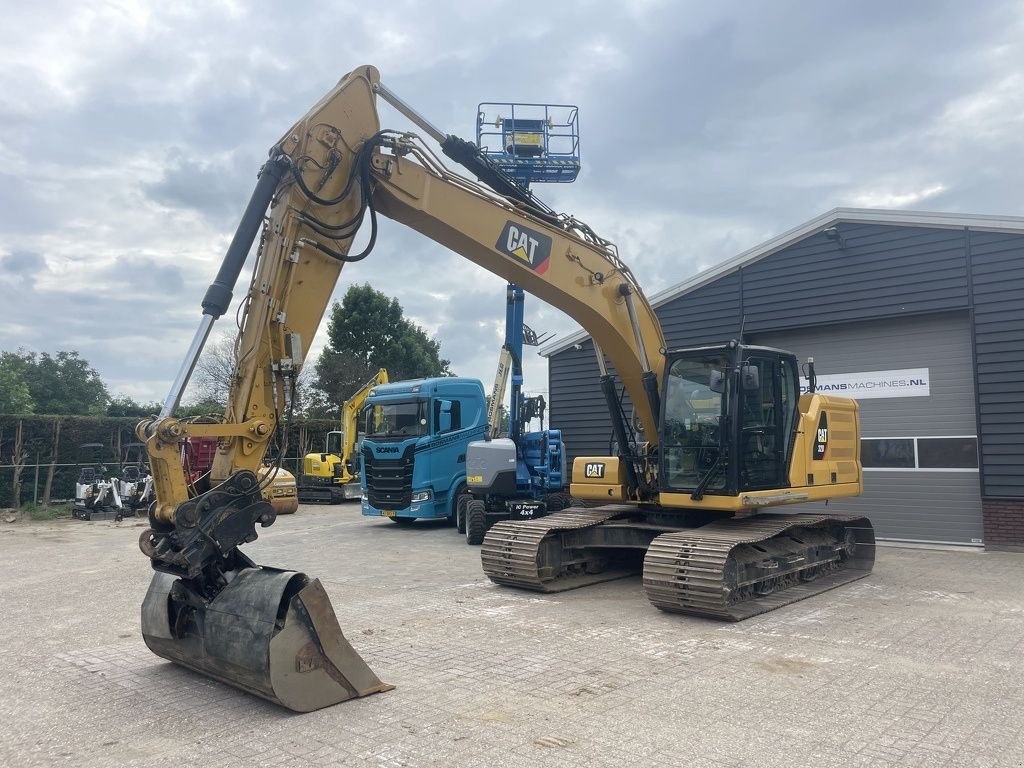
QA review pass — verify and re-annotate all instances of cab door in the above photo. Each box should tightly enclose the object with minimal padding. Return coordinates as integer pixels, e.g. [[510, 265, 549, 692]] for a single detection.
[[737, 353, 798, 491]]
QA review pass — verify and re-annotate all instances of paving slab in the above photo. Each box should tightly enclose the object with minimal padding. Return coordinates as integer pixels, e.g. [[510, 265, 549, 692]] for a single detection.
[[1, 504, 1022, 767]]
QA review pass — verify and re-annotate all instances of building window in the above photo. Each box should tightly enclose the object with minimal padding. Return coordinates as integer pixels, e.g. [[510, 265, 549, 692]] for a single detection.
[[861, 439, 915, 468], [860, 437, 978, 471], [917, 437, 978, 469]]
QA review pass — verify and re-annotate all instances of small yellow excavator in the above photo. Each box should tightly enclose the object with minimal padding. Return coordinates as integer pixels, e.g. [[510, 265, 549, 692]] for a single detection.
[[299, 368, 388, 503], [137, 65, 873, 712]]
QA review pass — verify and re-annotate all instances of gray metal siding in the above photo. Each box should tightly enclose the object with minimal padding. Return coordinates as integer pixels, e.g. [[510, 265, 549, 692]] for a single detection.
[[796, 473, 983, 544], [548, 340, 614, 469], [751, 312, 977, 437], [741, 224, 969, 331], [969, 231, 1024, 497], [548, 220, 1021, 511], [753, 312, 982, 544], [657, 270, 742, 347]]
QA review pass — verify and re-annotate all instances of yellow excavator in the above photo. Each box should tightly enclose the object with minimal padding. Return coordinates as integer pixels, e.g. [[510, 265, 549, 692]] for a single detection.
[[299, 368, 388, 503], [137, 65, 874, 712]]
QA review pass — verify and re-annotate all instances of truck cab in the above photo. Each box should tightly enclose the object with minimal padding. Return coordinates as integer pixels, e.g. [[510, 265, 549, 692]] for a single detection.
[[360, 377, 487, 524]]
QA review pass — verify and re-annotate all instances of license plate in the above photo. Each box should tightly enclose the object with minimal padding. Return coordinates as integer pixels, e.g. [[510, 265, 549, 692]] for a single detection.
[[382, 510, 396, 517]]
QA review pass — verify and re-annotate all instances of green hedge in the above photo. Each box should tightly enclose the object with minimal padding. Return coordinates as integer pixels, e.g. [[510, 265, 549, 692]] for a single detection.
[[0, 415, 339, 507]]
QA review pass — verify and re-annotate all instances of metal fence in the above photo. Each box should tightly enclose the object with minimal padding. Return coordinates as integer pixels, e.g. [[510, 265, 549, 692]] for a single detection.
[[0, 458, 306, 509]]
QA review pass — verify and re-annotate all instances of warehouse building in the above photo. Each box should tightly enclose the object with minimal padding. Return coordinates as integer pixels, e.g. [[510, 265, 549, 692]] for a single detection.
[[542, 208, 1024, 549]]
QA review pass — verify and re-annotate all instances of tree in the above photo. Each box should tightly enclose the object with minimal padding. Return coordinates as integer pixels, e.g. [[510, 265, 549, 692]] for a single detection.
[[9, 420, 27, 510], [1, 349, 109, 415], [312, 284, 452, 416], [176, 398, 226, 418], [41, 418, 61, 506], [0, 351, 34, 414], [183, 335, 318, 417], [107, 395, 162, 417], [189, 336, 236, 408]]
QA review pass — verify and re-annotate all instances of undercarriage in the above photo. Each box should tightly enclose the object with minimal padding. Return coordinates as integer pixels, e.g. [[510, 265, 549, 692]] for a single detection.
[[481, 505, 875, 620]]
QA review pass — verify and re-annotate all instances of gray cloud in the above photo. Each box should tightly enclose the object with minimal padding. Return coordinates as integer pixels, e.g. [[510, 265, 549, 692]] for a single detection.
[[1, 250, 45, 277], [145, 151, 254, 222], [96, 256, 186, 295], [1, 0, 1022, 404]]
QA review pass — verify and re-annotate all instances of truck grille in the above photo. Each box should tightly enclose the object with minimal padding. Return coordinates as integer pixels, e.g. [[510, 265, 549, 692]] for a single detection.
[[363, 445, 414, 509]]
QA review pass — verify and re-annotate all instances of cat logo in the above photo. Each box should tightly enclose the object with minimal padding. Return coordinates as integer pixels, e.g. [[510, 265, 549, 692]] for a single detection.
[[812, 412, 828, 460], [584, 462, 606, 479], [495, 221, 553, 274]]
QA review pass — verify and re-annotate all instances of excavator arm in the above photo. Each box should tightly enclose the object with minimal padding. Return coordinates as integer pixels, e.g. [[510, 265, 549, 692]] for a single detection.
[[134, 69, 401, 712]]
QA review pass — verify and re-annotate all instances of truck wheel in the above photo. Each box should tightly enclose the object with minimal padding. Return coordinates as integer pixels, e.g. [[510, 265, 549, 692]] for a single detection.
[[450, 485, 466, 529], [465, 500, 487, 545], [456, 493, 470, 534]]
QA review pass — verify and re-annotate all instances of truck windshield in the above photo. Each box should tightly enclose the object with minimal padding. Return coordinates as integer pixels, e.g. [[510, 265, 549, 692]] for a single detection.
[[363, 400, 428, 440]]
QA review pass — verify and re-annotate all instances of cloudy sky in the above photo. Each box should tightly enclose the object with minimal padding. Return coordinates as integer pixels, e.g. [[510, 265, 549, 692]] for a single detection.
[[2, 0, 1022, 409]]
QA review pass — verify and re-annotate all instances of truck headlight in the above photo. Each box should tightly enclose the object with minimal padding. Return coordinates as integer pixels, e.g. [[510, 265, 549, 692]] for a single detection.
[[411, 490, 433, 503]]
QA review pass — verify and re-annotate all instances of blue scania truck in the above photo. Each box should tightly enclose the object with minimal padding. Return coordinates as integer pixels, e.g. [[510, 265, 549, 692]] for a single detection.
[[360, 377, 487, 525]]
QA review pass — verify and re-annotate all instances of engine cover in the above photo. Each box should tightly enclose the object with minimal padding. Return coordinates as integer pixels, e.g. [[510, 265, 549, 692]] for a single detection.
[[466, 438, 518, 495]]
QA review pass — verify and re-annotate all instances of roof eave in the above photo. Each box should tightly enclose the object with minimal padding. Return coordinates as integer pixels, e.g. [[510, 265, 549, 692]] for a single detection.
[[540, 207, 1024, 357]]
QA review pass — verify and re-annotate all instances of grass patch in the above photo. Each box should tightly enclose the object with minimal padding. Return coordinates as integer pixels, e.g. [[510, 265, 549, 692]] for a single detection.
[[22, 502, 74, 521]]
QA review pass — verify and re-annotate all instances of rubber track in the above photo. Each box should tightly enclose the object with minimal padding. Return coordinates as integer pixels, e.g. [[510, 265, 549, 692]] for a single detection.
[[643, 514, 875, 621], [481, 505, 634, 591]]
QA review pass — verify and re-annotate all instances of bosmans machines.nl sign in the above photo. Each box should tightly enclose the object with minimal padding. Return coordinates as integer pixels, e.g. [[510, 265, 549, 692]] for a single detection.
[[800, 368, 930, 400]]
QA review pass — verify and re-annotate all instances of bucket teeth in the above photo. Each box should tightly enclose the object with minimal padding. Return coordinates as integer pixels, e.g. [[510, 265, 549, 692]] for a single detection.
[[141, 567, 392, 712]]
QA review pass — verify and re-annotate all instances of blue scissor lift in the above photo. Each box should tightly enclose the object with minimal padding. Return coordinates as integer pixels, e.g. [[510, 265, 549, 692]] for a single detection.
[[459, 102, 582, 542], [476, 102, 580, 187]]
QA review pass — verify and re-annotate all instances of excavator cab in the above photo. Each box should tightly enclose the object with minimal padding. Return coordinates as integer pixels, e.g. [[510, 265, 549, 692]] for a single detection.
[[661, 343, 799, 497], [325, 430, 344, 456]]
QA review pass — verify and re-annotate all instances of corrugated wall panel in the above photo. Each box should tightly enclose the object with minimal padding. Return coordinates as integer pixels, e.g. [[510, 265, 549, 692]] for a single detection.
[[742, 224, 968, 331], [657, 270, 742, 346], [752, 312, 981, 544], [751, 312, 977, 437], [548, 340, 614, 467], [797, 473, 983, 544], [970, 231, 1024, 497]]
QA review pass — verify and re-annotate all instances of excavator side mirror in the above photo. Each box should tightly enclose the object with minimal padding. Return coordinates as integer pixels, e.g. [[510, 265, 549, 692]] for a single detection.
[[709, 370, 726, 394], [741, 365, 760, 391]]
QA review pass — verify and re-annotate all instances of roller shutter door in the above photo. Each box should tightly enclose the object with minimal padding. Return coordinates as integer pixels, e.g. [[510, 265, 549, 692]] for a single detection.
[[750, 311, 983, 545]]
